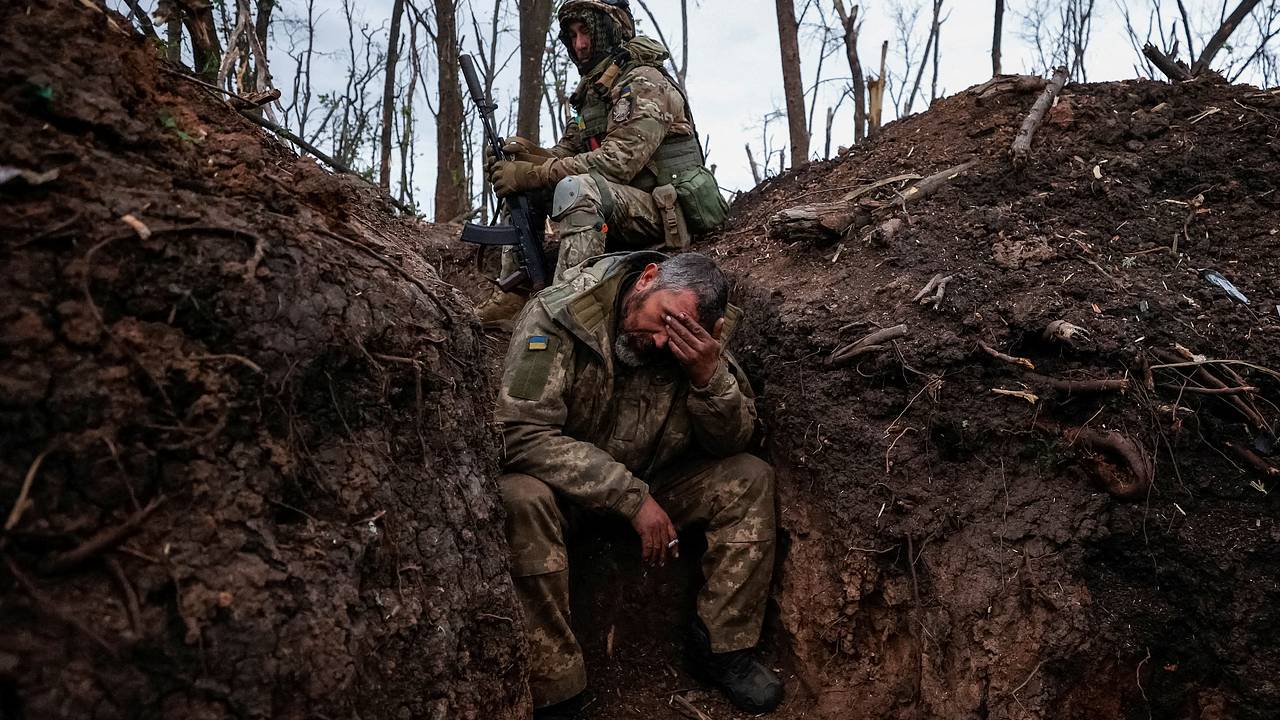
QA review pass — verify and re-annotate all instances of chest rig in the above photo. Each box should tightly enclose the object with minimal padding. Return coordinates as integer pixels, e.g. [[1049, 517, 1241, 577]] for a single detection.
[[570, 55, 705, 192]]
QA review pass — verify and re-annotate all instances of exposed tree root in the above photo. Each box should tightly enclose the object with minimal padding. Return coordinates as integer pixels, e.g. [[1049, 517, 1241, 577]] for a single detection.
[[978, 341, 1035, 370], [1036, 420, 1154, 500], [1224, 441, 1280, 477], [912, 273, 954, 309], [42, 497, 166, 573], [828, 324, 909, 367], [1026, 373, 1129, 394]]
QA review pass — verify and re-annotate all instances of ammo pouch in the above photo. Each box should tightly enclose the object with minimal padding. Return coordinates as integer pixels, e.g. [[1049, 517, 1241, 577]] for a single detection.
[[671, 165, 729, 235], [649, 135, 729, 235], [652, 184, 690, 250]]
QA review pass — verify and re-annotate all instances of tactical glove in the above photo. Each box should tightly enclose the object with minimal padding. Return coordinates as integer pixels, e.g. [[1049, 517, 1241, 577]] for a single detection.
[[490, 159, 552, 197], [484, 136, 553, 175]]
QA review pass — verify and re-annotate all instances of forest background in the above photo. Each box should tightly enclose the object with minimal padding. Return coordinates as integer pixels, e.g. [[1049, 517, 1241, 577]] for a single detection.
[[109, 0, 1279, 220]]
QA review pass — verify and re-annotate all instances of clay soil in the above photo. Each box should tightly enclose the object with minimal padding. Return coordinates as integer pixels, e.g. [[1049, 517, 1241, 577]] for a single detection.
[[5, 2, 1280, 720], [2, 3, 526, 719]]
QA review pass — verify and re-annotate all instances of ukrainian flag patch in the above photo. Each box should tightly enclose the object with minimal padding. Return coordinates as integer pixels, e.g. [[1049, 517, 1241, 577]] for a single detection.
[[527, 335, 549, 351]]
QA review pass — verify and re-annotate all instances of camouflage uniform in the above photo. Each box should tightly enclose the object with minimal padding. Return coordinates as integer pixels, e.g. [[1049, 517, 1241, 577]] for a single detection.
[[493, 24, 706, 284], [496, 252, 776, 708]]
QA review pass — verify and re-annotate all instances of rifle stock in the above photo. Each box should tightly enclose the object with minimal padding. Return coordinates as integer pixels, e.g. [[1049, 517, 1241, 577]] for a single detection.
[[458, 54, 549, 292]]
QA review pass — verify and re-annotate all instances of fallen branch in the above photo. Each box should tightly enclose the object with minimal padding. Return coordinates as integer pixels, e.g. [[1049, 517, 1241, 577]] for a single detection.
[[978, 341, 1035, 370], [1036, 420, 1153, 500], [1165, 348, 1268, 430], [767, 161, 978, 244], [829, 324, 909, 367], [912, 273, 954, 309], [1011, 66, 1069, 169], [971, 74, 1048, 102], [1224, 441, 1280, 477], [1142, 43, 1193, 82], [992, 387, 1040, 403], [43, 497, 166, 573], [1027, 373, 1129, 394]]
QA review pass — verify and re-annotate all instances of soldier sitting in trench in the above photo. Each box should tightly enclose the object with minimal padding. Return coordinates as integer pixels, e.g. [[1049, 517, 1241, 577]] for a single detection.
[[496, 251, 782, 719], [478, 0, 727, 329]]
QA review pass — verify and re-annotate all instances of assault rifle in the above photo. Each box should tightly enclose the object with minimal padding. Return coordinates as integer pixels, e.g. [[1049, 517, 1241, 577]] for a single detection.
[[459, 54, 549, 292]]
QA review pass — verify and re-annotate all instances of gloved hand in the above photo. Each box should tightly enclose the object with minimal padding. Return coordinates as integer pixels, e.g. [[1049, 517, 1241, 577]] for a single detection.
[[501, 135, 554, 163], [490, 159, 551, 198], [484, 136, 553, 175]]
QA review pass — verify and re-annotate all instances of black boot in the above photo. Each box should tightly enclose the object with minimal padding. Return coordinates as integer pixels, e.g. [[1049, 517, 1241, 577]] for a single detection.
[[532, 692, 583, 720], [687, 620, 783, 713]]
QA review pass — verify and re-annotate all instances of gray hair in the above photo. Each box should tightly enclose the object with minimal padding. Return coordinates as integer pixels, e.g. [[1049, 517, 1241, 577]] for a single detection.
[[652, 253, 729, 330]]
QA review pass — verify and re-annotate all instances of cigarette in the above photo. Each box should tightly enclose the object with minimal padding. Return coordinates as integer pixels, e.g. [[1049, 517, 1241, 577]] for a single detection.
[[667, 539, 680, 548]]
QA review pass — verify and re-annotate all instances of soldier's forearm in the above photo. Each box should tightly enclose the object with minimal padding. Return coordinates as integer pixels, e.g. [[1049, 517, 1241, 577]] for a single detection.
[[503, 425, 650, 518]]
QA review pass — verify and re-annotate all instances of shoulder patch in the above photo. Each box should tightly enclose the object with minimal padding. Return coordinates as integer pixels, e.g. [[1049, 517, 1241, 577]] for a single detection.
[[509, 335, 561, 401], [612, 97, 633, 123]]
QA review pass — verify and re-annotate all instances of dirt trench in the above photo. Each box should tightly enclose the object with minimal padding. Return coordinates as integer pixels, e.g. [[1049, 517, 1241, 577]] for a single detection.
[[5, 2, 1280, 720], [444, 75, 1280, 720], [1, 4, 526, 719]]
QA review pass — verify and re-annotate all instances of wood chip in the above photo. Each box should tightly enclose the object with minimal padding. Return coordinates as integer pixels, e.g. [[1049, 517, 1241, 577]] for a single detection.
[[120, 214, 151, 240]]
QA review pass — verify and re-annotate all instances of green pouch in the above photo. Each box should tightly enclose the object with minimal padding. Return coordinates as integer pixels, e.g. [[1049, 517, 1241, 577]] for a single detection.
[[672, 165, 729, 235]]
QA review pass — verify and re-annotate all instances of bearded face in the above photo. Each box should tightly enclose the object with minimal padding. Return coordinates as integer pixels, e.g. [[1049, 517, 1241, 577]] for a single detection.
[[614, 288, 664, 368]]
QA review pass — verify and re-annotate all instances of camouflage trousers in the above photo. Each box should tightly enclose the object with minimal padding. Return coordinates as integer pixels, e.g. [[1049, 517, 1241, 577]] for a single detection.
[[499, 174, 666, 283], [499, 453, 776, 709]]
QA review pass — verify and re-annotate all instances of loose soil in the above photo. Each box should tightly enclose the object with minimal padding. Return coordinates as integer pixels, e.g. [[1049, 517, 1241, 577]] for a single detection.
[[2, 3, 526, 719], [5, 3, 1280, 720]]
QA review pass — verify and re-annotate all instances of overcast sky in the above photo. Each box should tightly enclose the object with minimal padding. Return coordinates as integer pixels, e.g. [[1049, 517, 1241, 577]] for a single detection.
[[116, 1, 1278, 212]]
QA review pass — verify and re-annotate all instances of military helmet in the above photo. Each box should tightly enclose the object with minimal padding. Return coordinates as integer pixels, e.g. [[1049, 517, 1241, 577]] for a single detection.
[[557, 0, 636, 68]]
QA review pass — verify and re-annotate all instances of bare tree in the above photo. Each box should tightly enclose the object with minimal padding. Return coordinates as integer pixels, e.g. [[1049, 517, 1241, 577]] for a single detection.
[[905, 0, 945, 114], [1118, 0, 1279, 84], [775, 0, 810, 166], [517, 0, 555, 142], [834, 1, 867, 143], [157, 0, 223, 79], [378, 0, 407, 191], [993, 0, 1005, 75], [635, 0, 692, 89], [434, 0, 469, 222], [1021, 0, 1096, 81]]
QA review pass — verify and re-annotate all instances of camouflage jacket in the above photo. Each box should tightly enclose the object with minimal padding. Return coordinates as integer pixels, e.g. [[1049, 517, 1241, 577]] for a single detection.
[[546, 37, 697, 190], [496, 252, 757, 519]]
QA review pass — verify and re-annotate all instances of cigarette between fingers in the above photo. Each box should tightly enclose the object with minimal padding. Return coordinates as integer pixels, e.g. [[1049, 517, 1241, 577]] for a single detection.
[[667, 539, 679, 548]]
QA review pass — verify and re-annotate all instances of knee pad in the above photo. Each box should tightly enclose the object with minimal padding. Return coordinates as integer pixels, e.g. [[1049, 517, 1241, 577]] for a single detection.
[[552, 175, 591, 219]]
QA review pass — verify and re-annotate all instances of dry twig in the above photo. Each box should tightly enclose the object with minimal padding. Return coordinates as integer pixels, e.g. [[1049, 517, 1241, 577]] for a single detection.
[[43, 497, 166, 573], [912, 273, 954, 310]]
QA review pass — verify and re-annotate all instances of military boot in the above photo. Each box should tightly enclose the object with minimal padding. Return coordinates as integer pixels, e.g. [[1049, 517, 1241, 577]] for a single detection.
[[687, 619, 783, 714], [532, 692, 583, 720], [474, 288, 527, 332]]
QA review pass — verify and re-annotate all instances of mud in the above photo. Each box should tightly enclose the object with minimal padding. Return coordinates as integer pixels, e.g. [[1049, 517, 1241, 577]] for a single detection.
[[1, 3, 526, 719]]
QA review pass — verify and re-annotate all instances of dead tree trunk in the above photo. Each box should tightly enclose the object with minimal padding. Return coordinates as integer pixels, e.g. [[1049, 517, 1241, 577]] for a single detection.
[[166, 14, 183, 62], [1011, 66, 1069, 169], [517, 0, 554, 143], [174, 0, 222, 79], [992, 0, 1004, 76], [906, 0, 944, 114], [746, 143, 762, 184], [867, 40, 887, 138], [433, 0, 469, 222], [378, 0, 406, 191], [1143, 42, 1194, 81], [834, 1, 866, 143], [1192, 0, 1264, 75], [775, 0, 809, 167]]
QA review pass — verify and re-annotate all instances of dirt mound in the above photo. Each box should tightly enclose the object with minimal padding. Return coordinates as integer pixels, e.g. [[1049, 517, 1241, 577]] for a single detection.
[[709, 77, 1280, 718], [0, 3, 526, 719]]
